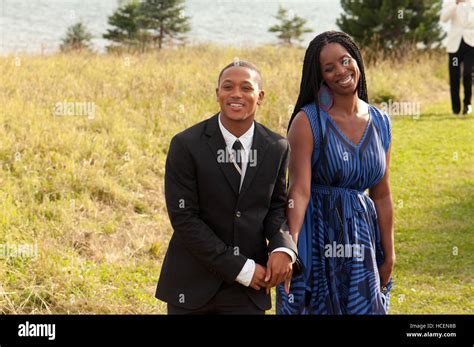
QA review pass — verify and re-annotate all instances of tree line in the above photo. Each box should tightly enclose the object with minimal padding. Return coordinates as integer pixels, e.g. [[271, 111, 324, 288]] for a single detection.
[[61, 0, 445, 58]]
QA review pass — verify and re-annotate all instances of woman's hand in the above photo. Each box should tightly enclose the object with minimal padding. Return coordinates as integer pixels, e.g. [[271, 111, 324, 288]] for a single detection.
[[379, 257, 395, 288]]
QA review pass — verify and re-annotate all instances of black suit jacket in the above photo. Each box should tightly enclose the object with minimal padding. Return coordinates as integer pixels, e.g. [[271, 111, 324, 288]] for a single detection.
[[155, 113, 297, 310]]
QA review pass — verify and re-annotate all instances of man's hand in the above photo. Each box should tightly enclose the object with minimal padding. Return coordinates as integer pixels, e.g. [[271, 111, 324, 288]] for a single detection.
[[249, 264, 267, 291], [265, 252, 292, 294]]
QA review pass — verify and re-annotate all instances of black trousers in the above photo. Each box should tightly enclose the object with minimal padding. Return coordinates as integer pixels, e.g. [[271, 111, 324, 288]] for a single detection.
[[449, 38, 474, 114], [167, 282, 264, 315]]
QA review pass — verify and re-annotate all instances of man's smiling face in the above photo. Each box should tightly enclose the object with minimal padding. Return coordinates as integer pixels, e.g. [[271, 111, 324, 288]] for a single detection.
[[216, 66, 264, 122]]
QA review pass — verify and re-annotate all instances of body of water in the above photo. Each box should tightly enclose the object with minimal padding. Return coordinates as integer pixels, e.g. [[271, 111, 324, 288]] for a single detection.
[[0, 0, 343, 54]]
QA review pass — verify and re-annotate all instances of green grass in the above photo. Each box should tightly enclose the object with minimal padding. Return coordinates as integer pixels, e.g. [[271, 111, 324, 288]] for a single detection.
[[388, 102, 474, 314], [0, 45, 472, 314]]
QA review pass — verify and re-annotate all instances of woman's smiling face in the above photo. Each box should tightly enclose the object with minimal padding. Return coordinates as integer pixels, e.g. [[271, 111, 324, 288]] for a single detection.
[[319, 42, 360, 96]]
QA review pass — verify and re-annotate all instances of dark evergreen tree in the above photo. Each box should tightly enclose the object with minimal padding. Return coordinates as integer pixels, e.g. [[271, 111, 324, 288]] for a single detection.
[[103, 1, 150, 51], [138, 0, 191, 49], [60, 22, 93, 52], [268, 6, 312, 46], [337, 0, 445, 55]]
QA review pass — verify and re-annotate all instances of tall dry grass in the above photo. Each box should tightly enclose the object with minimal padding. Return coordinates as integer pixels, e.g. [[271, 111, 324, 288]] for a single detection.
[[1, 45, 470, 314]]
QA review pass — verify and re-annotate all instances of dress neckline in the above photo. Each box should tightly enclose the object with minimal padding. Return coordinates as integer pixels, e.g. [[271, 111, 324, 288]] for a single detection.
[[323, 105, 373, 149]]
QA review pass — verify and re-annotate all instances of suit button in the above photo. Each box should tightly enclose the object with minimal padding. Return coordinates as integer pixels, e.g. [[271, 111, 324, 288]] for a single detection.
[[235, 211, 241, 218]]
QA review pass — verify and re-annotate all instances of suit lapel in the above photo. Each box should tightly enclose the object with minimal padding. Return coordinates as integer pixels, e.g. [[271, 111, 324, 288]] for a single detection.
[[238, 122, 269, 198], [205, 114, 271, 198], [206, 114, 240, 196]]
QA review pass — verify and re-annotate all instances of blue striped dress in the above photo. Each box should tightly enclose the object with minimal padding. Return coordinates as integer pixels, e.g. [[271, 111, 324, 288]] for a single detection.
[[276, 102, 392, 315]]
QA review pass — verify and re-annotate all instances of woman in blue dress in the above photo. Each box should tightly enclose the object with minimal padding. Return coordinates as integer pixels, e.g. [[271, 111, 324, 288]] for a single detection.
[[277, 31, 395, 314]]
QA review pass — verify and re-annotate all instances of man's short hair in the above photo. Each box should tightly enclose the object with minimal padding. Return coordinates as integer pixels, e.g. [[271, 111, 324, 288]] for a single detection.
[[217, 60, 263, 89]]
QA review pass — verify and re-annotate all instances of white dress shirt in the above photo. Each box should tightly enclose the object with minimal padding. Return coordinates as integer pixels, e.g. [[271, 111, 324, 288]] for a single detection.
[[217, 114, 296, 287], [441, 0, 474, 53]]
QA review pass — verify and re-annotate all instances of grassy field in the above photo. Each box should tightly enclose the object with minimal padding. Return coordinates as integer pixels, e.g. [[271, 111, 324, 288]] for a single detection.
[[0, 45, 472, 314]]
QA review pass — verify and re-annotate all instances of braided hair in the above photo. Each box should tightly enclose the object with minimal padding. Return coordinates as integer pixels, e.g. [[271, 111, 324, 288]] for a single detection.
[[288, 31, 368, 131]]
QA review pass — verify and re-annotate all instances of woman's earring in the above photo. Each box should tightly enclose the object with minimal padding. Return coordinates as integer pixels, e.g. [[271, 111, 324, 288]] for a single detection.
[[318, 82, 333, 112]]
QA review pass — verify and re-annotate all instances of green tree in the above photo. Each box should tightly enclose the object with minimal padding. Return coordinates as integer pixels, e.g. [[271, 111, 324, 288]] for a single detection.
[[60, 22, 93, 52], [138, 0, 191, 50], [103, 1, 150, 51], [337, 0, 445, 56], [268, 6, 312, 46]]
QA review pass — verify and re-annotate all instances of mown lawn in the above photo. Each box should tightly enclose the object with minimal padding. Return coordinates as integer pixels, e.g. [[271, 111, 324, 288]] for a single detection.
[[388, 101, 473, 314]]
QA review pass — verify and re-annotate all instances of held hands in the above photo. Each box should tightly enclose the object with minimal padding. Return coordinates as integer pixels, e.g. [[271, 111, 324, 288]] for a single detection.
[[249, 252, 293, 294], [265, 252, 293, 294], [252, 253, 393, 292], [249, 264, 268, 291]]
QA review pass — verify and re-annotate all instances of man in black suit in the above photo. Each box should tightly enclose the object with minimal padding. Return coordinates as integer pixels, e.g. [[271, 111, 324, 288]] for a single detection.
[[156, 61, 298, 314]]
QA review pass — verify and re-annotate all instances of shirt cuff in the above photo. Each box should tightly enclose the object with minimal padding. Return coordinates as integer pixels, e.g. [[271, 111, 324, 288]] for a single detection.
[[235, 259, 255, 287], [272, 247, 296, 263]]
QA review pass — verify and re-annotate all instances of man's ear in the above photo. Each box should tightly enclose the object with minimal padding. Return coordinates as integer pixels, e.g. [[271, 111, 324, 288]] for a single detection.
[[215, 87, 219, 102], [257, 90, 265, 105]]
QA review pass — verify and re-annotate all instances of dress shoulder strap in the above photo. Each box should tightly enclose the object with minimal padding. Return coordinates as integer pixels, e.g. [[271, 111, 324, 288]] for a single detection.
[[301, 102, 327, 166]]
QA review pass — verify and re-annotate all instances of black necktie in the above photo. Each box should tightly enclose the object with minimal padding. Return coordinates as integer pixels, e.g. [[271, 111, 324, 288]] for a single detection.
[[231, 140, 243, 192], [232, 140, 243, 170]]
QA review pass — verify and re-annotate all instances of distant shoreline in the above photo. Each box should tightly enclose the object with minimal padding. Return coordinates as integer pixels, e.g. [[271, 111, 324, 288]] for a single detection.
[[0, 41, 449, 58]]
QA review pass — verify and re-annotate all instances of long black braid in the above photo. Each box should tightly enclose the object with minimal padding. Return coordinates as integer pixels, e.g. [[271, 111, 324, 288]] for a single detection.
[[288, 31, 369, 132]]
